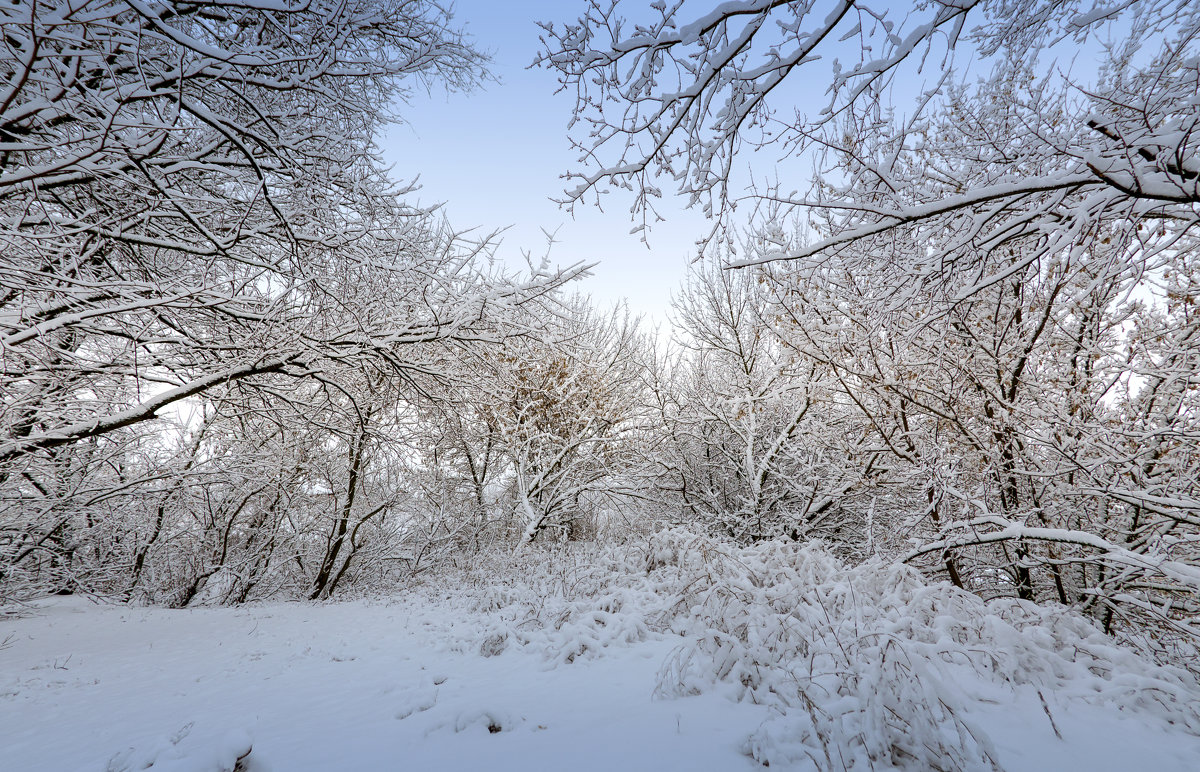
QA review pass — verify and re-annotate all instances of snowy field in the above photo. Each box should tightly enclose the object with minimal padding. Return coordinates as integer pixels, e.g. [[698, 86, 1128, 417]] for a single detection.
[[1, 597, 768, 772], [4, 534, 1200, 771]]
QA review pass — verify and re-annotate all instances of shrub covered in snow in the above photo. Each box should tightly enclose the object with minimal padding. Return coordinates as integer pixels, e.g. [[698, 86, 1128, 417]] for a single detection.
[[426, 529, 1200, 770]]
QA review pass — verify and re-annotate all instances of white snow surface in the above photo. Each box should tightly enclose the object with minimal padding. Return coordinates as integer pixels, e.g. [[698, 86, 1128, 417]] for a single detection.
[[3, 531, 1199, 771]]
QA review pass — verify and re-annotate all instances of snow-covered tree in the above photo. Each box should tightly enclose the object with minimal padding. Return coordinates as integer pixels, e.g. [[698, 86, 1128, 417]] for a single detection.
[[541, 0, 1200, 652], [1, 0, 484, 460], [663, 258, 876, 544], [759, 215, 1200, 652], [489, 299, 647, 545], [0, 0, 583, 598], [538, 1, 1199, 270]]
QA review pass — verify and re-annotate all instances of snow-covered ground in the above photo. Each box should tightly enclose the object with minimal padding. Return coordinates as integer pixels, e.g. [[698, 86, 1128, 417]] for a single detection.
[[1, 597, 770, 772], [4, 534, 1199, 771]]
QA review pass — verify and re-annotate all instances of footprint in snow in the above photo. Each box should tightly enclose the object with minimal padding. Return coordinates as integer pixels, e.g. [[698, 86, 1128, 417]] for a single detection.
[[105, 725, 253, 772], [394, 686, 439, 720], [417, 666, 449, 685]]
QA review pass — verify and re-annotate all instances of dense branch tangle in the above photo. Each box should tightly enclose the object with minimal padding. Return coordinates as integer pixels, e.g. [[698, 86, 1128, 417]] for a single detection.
[[538, 0, 1200, 658], [0, 1, 587, 599], [539, 1, 1200, 263], [537, 0, 977, 232], [0, 0, 488, 452]]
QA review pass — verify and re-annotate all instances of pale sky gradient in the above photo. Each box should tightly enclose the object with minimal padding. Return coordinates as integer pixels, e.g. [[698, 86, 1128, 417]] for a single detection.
[[381, 0, 710, 326], [380, 2, 1130, 328]]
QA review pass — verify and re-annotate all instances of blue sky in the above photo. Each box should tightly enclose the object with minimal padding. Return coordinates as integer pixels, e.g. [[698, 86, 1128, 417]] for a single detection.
[[381, 0, 709, 325], [380, 2, 1133, 327]]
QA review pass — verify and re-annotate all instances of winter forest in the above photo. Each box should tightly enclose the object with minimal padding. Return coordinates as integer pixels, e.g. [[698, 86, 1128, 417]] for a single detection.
[[3, 1, 1200, 770]]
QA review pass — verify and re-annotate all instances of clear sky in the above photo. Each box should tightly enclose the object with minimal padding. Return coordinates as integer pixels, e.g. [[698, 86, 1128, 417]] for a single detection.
[[380, 0, 710, 326], [380, 2, 1129, 328]]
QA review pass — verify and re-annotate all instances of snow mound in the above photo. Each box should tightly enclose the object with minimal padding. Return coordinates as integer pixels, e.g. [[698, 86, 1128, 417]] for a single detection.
[[449, 706, 523, 734]]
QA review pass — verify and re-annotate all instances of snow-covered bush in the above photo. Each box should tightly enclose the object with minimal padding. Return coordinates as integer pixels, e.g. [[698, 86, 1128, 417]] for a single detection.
[[430, 529, 1200, 770], [644, 531, 1199, 768]]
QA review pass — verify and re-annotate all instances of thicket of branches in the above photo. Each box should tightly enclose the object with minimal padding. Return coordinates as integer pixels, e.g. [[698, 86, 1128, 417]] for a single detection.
[[2, 0, 1197, 670], [534, 0, 1200, 659], [0, 0, 588, 603]]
